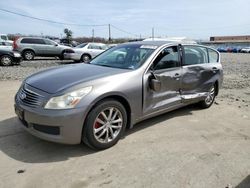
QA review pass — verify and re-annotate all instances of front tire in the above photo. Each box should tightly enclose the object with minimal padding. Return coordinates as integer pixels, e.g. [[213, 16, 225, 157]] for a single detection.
[[0, 55, 13, 66], [199, 85, 216, 108], [83, 99, 127, 150]]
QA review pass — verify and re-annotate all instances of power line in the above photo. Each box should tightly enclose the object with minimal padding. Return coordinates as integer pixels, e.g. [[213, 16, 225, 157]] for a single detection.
[[111, 24, 138, 37], [0, 8, 142, 38], [0, 8, 108, 27], [0, 8, 139, 38]]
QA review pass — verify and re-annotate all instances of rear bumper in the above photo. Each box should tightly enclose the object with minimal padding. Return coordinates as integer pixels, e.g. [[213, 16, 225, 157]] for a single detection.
[[14, 102, 88, 144]]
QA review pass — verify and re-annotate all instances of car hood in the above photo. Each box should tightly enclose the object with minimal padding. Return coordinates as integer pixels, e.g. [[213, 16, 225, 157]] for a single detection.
[[26, 64, 129, 94]]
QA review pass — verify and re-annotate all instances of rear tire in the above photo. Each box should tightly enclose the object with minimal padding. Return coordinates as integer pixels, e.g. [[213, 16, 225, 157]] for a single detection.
[[83, 99, 127, 150], [0, 55, 13, 66], [199, 85, 216, 109], [23, 50, 35, 60]]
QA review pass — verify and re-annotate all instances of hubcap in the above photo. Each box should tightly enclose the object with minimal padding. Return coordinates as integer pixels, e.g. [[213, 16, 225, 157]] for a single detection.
[[1, 56, 11, 65], [25, 52, 33, 60], [82, 55, 90, 62], [93, 107, 123, 143], [205, 86, 215, 105]]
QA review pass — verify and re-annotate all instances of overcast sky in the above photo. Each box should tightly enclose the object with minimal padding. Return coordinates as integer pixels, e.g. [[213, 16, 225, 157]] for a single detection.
[[0, 0, 250, 40]]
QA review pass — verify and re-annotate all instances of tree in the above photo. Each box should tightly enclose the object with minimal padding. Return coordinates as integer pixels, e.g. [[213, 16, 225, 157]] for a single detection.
[[64, 28, 73, 41]]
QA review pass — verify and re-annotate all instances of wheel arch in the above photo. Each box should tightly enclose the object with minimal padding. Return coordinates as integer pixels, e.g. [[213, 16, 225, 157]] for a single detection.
[[81, 53, 92, 59], [84, 94, 132, 130], [22, 48, 36, 56]]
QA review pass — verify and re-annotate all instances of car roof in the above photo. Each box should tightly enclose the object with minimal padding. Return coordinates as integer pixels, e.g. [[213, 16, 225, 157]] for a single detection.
[[122, 41, 196, 48], [19, 37, 46, 40]]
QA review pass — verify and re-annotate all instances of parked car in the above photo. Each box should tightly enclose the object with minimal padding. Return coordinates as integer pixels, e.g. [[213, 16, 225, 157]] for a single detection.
[[217, 47, 227, 53], [14, 41, 223, 149], [226, 47, 234, 53], [0, 41, 13, 50], [240, 47, 250, 53], [232, 47, 242, 53], [64, 43, 108, 62], [13, 37, 73, 60], [0, 49, 22, 66], [0, 34, 13, 44]]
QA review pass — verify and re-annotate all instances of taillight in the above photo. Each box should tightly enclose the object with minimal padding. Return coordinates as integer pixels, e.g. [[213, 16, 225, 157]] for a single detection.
[[13, 37, 19, 50]]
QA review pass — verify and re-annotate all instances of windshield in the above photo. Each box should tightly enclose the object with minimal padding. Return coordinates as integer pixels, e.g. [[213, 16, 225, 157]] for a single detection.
[[90, 44, 156, 70], [76, 43, 87, 48], [1, 35, 8, 40]]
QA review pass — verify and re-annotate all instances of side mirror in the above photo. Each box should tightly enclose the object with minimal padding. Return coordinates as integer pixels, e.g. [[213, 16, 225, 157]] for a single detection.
[[54, 43, 58, 46], [149, 78, 161, 92]]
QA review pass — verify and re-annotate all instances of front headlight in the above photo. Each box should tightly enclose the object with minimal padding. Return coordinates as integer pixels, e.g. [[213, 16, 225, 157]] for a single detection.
[[44, 86, 92, 109], [13, 52, 21, 57]]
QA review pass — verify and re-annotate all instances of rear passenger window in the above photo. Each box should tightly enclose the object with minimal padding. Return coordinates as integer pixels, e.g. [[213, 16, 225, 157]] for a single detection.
[[183, 46, 208, 65], [88, 44, 101, 50], [208, 49, 219, 63], [21, 38, 45, 44]]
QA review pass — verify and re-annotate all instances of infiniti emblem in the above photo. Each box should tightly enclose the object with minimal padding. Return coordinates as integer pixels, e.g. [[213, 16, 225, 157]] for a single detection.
[[20, 93, 26, 100]]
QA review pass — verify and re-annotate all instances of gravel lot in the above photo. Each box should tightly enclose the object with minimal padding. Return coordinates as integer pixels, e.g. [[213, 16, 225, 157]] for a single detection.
[[1, 53, 250, 89], [0, 53, 250, 188]]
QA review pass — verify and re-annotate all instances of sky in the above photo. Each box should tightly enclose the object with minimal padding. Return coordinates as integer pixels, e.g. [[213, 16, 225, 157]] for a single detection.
[[0, 0, 250, 40]]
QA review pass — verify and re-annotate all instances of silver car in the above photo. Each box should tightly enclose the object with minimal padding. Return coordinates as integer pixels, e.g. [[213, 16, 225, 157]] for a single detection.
[[13, 37, 73, 60], [14, 41, 223, 149], [0, 41, 13, 51], [64, 42, 108, 62]]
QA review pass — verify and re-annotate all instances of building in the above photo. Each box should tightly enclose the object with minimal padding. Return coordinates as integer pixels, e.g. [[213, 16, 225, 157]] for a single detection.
[[210, 35, 250, 43], [201, 35, 250, 48]]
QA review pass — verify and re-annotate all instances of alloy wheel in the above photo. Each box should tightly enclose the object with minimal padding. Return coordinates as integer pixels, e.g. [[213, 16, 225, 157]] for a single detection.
[[1, 56, 12, 66], [205, 86, 215, 105], [24, 52, 34, 60], [93, 107, 123, 143]]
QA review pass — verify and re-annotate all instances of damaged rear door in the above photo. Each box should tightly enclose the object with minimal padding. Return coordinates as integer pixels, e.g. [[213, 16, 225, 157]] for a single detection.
[[180, 45, 219, 102]]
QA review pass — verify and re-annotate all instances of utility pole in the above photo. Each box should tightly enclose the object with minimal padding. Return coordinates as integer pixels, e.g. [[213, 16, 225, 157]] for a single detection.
[[152, 27, 154, 40], [108, 24, 111, 42], [92, 29, 94, 42]]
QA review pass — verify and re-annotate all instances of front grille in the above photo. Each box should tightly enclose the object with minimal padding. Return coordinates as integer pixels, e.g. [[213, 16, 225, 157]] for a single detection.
[[18, 85, 45, 107]]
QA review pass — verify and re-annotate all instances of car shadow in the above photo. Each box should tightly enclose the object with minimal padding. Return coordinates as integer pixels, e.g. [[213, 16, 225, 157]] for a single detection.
[[0, 104, 200, 164], [235, 175, 250, 188], [124, 104, 200, 137], [0, 117, 95, 163]]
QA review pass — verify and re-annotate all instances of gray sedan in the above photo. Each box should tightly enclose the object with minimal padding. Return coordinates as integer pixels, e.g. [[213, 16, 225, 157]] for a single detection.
[[14, 41, 223, 149]]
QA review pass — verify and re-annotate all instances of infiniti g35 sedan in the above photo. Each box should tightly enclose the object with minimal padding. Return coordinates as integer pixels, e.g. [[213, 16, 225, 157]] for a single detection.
[[14, 41, 223, 149]]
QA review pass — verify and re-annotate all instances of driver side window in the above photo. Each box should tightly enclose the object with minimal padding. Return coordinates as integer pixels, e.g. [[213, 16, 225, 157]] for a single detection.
[[153, 46, 179, 70]]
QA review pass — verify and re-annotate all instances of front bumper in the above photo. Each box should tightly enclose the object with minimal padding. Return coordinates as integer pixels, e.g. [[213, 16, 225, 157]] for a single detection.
[[12, 56, 22, 64], [14, 101, 88, 144], [64, 53, 81, 61]]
